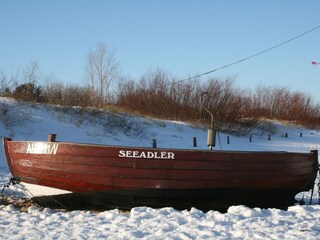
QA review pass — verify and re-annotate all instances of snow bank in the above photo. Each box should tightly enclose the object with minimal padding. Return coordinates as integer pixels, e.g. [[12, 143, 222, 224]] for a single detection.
[[0, 205, 319, 239]]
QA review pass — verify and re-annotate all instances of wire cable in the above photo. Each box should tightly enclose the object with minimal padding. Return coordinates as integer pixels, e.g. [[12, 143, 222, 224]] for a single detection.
[[172, 25, 320, 85]]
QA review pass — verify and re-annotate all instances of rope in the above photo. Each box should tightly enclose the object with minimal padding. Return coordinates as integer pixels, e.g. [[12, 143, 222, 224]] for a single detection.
[[19, 182, 67, 210], [1, 177, 21, 204], [169, 25, 320, 86]]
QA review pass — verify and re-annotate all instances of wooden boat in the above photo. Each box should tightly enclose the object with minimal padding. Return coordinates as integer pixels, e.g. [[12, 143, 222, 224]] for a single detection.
[[2, 134, 318, 212]]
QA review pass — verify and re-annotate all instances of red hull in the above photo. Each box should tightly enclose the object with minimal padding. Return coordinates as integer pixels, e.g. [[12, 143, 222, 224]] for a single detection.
[[2, 136, 319, 211]]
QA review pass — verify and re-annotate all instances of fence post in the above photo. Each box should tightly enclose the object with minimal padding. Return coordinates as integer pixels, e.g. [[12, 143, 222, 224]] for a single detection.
[[249, 134, 252, 142], [193, 137, 197, 147], [152, 139, 157, 148], [227, 136, 230, 144], [48, 134, 56, 142]]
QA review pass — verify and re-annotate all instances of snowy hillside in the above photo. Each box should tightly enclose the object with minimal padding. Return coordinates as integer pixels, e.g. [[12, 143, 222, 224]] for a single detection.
[[0, 97, 320, 239]]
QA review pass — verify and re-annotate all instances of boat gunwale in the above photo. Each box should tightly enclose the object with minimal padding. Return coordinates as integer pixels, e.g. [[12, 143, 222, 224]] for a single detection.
[[5, 139, 312, 155]]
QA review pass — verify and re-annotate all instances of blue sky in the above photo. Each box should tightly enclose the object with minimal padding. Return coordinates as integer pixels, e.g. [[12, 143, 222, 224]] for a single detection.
[[1, 1, 320, 102]]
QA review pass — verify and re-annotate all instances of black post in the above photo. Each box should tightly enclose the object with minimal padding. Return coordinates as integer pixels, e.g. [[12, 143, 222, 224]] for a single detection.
[[227, 136, 230, 144], [193, 137, 197, 147], [152, 139, 157, 148], [48, 134, 57, 142]]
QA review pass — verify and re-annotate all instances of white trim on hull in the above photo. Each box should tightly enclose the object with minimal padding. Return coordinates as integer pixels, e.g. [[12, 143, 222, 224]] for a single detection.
[[19, 182, 72, 198]]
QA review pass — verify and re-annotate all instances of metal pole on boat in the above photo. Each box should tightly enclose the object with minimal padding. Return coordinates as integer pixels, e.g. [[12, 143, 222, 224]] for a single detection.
[[200, 92, 216, 150]]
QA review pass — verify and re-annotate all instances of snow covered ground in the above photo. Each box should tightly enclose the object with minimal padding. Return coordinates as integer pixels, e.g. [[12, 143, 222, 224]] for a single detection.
[[0, 97, 319, 239]]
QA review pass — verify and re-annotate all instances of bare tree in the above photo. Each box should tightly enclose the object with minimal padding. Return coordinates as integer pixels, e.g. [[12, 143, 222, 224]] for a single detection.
[[0, 69, 20, 97], [42, 74, 64, 105], [85, 43, 120, 103], [22, 61, 42, 84], [0, 70, 9, 96], [86, 52, 96, 101]]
